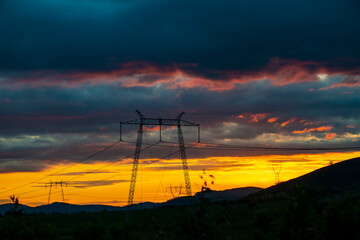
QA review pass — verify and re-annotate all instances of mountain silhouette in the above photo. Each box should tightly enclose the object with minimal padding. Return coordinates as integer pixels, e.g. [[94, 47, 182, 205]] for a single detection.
[[249, 156, 360, 198], [0, 187, 262, 214]]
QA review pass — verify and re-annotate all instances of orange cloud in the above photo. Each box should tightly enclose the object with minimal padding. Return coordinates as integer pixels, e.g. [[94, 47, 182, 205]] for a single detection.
[[281, 121, 290, 127], [237, 113, 269, 122], [325, 133, 336, 139], [268, 117, 278, 123], [293, 129, 307, 134], [315, 126, 333, 132], [281, 118, 297, 127], [144, 126, 161, 131], [250, 113, 268, 122], [293, 126, 333, 134]]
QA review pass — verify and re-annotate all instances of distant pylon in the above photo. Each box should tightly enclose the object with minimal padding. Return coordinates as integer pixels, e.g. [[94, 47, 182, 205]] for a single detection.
[[45, 180, 67, 204], [166, 184, 186, 198], [272, 164, 282, 185]]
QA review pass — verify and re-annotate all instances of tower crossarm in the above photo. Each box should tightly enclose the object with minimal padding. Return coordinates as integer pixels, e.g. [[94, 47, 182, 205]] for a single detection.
[[121, 118, 198, 127]]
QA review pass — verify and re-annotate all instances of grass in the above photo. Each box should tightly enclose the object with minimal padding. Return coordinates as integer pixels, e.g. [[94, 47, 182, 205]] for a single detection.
[[0, 198, 287, 240], [1, 188, 360, 240]]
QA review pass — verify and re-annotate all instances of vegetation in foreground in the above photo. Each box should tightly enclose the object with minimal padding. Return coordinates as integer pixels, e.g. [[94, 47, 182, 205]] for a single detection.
[[1, 186, 360, 240]]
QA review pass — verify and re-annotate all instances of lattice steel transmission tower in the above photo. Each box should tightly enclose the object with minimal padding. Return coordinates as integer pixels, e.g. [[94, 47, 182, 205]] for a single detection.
[[272, 164, 282, 185], [121, 110, 200, 205], [166, 184, 186, 198]]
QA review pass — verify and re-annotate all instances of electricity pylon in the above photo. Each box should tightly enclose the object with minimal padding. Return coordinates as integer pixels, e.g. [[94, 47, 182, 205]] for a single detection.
[[45, 180, 67, 204], [121, 110, 200, 205], [166, 184, 186, 198], [272, 164, 282, 185]]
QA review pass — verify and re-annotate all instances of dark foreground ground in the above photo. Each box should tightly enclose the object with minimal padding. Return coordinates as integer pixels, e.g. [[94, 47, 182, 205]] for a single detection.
[[1, 186, 360, 240]]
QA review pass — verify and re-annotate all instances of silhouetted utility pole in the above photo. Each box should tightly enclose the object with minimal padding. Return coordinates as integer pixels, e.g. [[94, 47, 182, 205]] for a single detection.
[[121, 110, 200, 206], [45, 180, 67, 204]]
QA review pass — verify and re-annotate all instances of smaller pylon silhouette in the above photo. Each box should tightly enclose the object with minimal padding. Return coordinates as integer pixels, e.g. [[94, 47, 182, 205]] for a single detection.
[[45, 180, 67, 204], [272, 164, 282, 185], [166, 184, 186, 198]]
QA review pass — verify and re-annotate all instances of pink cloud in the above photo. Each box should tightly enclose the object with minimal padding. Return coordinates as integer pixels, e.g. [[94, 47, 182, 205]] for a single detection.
[[3, 58, 359, 91], [319, 76, 360, 90]]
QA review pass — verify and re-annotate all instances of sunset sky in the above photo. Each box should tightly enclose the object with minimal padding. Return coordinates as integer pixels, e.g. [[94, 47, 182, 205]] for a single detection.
[[1, 0, 360, 206]]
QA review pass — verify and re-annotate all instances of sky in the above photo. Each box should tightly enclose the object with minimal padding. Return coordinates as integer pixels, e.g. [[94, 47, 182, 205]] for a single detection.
[[0, 0, 360, 206]]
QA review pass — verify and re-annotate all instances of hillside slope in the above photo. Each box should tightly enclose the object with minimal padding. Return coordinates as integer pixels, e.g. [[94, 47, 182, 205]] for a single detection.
[[164, 187, 262, 206], [252, 157, 360, 197]]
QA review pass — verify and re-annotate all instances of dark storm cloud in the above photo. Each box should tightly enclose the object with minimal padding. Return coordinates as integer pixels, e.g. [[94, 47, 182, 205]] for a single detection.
[[1, 0, 360, 174], [0, 0, 359, 80], [0, 159, 46, 173]]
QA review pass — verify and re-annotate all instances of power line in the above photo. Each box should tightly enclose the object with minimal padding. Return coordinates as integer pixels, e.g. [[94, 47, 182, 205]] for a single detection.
[[75, 143, 198, 190], [1, 141, 159, 201], [0, 188, 43, 200], [64, 141, 160, 183], [154, 134, 177, 202], [124, 140, 360, 152], [0, 140, 121, 195], [198, 141, 360, 151]]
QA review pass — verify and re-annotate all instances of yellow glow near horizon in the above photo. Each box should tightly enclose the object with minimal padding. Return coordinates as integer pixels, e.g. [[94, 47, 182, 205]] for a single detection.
[[1, 151, 360, 207]]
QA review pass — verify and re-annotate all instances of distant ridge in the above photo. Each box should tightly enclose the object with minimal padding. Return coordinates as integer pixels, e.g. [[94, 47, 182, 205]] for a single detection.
[[0, 202, 123, 215], [0, 187, 262, 214]]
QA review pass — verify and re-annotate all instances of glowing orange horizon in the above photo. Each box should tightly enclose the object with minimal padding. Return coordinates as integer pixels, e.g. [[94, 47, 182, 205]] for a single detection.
[[0, 151, 359, 207]]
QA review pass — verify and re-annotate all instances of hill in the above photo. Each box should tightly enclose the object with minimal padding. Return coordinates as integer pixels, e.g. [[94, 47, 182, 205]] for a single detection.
[[249, 156, 360, 198], [163, 186, 262, 206], [0, 186, 262, 214], [0, 202, 123, 215]]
